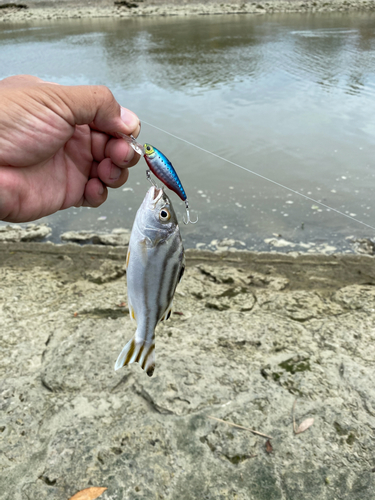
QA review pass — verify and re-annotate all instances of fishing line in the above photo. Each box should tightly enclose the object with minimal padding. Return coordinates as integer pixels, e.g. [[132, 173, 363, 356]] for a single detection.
[[141, 119, 375, 233]]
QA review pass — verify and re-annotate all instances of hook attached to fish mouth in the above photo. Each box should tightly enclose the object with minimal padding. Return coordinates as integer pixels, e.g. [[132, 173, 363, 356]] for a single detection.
[[146, 172, 164, 206], [145, 169, 198, 224], [183, 200, 198, 225], [146, 184, 163, 208], [146, 169, 158, 189]]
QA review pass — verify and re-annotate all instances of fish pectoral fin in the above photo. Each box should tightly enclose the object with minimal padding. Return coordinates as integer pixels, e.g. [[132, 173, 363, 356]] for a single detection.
[[115, 333, 155, 377]]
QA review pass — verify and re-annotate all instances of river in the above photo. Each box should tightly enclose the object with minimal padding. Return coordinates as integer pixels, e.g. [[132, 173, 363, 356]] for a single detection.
[[1, 12, 375, 251]]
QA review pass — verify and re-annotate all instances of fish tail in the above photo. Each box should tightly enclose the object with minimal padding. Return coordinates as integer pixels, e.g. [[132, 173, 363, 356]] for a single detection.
[[115, 333, 155, 377]]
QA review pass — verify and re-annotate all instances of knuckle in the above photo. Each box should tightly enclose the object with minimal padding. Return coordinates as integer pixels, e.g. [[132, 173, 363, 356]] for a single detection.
[[94, 85, 114, 102]]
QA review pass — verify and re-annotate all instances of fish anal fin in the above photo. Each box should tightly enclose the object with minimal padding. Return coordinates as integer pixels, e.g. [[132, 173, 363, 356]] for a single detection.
[[160, 300, 173, 323], [178, 264, 185, 283]]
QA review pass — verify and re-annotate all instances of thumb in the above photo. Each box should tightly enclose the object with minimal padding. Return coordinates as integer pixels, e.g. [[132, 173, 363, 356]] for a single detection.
[[39, 84, 140, 137]]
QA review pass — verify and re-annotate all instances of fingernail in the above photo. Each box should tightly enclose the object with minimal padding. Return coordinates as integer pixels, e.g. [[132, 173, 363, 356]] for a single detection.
[[110, 165, 122, 181], [121, 107, 140, 130], [98, 183, 104, 195], [124, 146, 134, 163]]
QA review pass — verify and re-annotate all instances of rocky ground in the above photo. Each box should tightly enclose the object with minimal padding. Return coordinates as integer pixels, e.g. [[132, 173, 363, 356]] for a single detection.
[[0, 0, 374, 22], [0, 239, 375, 499]]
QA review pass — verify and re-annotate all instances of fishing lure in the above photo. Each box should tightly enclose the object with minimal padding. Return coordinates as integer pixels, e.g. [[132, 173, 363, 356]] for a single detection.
[[117, 133, 197, 225], [143, 143, 198, 225]]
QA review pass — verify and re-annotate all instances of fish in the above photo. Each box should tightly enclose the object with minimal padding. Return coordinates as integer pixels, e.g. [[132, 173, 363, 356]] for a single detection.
[[143, 143, 198, 225], [115, 185, 185, 377]]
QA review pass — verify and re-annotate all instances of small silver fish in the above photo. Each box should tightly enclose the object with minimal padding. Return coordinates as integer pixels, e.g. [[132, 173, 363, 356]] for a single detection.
[[115, 186, 185, 377]]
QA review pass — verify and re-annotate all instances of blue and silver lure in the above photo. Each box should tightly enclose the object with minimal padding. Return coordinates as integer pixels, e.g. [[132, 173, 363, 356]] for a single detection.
[[119, 133, 197, 225], [143, 143, 197, 225]]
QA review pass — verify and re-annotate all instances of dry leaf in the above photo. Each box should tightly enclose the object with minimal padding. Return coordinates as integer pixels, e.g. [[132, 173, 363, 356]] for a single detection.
[[265, 439, 273, 453], [295, 418, 314, 435], [208, 415, 273, 439], [69, 487, 107, 500]]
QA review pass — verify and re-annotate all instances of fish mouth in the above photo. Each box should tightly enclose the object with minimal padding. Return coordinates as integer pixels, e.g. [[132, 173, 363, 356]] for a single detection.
[[148, 186, 163, 205], [152, 186, 162, 200]]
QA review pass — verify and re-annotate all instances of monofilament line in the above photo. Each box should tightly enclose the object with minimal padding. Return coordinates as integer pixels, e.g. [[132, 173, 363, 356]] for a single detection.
[[142, 120, 375, 232]]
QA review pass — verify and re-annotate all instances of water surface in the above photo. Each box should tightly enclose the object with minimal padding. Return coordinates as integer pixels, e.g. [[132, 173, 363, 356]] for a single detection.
[[1, 13, 375, 250]]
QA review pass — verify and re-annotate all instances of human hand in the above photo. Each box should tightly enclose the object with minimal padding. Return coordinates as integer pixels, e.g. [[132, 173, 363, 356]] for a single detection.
[[0, 75, 141, 222]]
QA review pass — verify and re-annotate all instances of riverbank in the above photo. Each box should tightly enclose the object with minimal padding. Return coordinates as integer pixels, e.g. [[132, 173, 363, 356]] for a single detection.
[[0, 0, 375, 22], [1, 239, 375, 499]]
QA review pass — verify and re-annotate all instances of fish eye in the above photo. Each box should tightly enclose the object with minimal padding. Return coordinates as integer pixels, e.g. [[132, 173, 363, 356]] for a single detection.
[[146, 146, 151, 151], [159, 208, 171, 222]]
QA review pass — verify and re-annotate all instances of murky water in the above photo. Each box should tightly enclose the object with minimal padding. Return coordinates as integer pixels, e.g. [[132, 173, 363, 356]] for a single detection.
[[1, 13, 375, 250]]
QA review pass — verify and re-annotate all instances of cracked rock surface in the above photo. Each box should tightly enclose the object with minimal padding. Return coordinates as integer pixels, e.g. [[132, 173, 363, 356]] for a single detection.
[[0, 224, 51, 242], [0, 242, 375, 499]]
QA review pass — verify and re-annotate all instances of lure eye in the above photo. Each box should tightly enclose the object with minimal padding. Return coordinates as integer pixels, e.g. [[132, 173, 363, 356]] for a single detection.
[[144, 144, 154, 155], [159, 208, 171, 222]]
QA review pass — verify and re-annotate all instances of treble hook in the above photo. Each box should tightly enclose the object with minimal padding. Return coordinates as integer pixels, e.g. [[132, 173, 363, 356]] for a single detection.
[[183, 200, 198, 225], [146, 169, 159, 188]]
